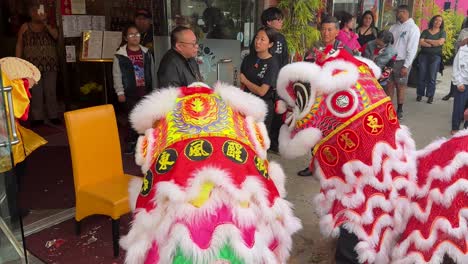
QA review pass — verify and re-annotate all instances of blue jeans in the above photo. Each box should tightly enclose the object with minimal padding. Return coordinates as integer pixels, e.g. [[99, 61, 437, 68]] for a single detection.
[[451, 85, 468, 131], [417, 53, 441, 98]]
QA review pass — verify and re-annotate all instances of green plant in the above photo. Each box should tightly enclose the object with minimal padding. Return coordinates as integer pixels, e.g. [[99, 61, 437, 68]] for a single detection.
[[441, 10, 464, 63], [80, 82, 103, 95], [277, 0, 322, 61]]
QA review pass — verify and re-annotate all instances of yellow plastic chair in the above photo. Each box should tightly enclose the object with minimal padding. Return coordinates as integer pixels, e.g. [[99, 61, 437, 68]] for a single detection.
[[64, 104, 138, 257]]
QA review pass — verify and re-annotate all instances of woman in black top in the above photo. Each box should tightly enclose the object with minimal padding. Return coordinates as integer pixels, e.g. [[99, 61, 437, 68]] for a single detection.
[[240, 27, 280, 132], [356, 10, 378, 48], [417, 15, 446, 104]]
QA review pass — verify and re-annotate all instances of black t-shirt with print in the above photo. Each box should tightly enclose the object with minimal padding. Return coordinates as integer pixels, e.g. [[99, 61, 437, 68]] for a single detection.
[[272, 33, 289, 68], [240, 54, 280, 100]]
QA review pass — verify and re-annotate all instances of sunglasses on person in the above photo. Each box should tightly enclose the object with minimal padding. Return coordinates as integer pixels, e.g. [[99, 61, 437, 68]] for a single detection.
[[127, 33, 141, 38]]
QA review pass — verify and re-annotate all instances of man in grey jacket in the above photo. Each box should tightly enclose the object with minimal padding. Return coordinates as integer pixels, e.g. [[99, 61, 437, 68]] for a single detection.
[[157, 26, 203, 87]]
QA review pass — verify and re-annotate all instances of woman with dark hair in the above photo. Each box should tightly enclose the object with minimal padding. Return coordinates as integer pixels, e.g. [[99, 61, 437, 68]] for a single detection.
[[240, 27, 279, 132], [113, 24, 154, 154], [417, 15, 446, 104], [336, 12, 361, 54], [356, 10, 379, 47]]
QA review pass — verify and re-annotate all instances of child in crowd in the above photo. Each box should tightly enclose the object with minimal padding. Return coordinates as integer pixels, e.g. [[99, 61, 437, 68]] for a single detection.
[[363, 30, 397, 92], [112, 24, 155, 154]]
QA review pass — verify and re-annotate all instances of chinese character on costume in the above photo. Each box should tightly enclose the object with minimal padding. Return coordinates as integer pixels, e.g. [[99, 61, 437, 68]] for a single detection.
[[121, 82, 301, 263], [275, 47, 468, 263]]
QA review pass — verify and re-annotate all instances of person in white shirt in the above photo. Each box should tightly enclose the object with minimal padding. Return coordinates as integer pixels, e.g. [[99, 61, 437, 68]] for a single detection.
[[387, 5, 420, 120], [451, 45, 468, 135]]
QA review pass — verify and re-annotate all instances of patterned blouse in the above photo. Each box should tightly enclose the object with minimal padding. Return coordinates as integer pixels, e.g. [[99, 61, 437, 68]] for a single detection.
[[22, 23, 58, 72]]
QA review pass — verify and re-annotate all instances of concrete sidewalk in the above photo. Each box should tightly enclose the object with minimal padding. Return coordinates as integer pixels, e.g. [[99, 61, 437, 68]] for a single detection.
[[280, 66, 456, 263]]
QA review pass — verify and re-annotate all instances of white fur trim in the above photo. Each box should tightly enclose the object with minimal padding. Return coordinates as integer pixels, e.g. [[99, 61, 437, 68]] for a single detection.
[[134, 135, 146, 167], [316, 60, 360, 94], [214, 82, 267, 122], [276, 62, 322, 106], [188, 82, 211, 88], [275, 100, 288, 114], [246, 116, 269, 159], [268, 161, 286, 198], [355, 56, 382, 79], [128, 177, 143, 211], [130, 87, 181, 134], [278, 125, 322, 159], [121, 166, 301, 264]]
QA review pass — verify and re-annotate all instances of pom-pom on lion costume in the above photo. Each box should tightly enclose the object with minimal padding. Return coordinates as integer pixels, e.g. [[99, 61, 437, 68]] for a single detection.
[[276, 46, 468, 263], [121, 82, 301, 263], [0, 57, 46, 172]]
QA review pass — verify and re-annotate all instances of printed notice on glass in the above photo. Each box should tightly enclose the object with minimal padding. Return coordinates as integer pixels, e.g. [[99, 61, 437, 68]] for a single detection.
[[71, 0, 86, 14], [66, 45, 76, 62], [102, 31, 122, 59], [81, 31, 103, 60], [91, 16, 105, 31], [77, 15, 92, 32], [62, 15, 80, 37]]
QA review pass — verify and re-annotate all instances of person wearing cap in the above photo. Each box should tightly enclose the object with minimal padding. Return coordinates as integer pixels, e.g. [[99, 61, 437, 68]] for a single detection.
[[134, 8, 154, 52]]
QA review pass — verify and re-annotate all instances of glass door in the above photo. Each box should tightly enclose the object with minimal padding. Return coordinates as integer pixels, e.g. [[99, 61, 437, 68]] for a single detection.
[[0, 70, 26, 263], [153, 0, 256, 86]]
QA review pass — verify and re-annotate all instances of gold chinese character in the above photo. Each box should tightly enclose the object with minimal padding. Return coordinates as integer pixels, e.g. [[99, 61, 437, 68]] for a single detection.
[[189, 140, 209, 157], [323, 147, 337, 163], [340, 133, 356, 150], [226, 142, 243, 162], [142, 177, 149, 192], [256, 158, 267, 176], [191, 98, 205, 113], [158, 151, 175, 170], [367, 115, 384, 133], [388, 108, 396, 121]]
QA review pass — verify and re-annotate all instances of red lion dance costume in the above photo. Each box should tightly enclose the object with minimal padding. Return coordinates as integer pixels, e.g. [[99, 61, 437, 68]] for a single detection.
[[121, 83, 301, 263], [276, 47, 467, 263]]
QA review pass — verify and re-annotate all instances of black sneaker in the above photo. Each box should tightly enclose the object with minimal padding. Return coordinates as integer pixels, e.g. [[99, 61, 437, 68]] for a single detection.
[[416, 95, 422, 102], [442, 94, 452, 101], [397, 110, 403, 120], [268, 146, 279, 155], [427, 97, 433, 104], [297, 167, 312, 177]]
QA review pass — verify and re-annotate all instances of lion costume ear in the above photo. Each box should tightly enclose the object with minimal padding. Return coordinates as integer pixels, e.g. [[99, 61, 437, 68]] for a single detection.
[[276, 62, 321, 108], [315, 60, 360, 95], [130, 87, 181, 134]]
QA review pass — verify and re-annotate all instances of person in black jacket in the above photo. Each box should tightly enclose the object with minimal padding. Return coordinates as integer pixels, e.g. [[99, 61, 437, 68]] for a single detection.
[[157, 26, 203, 87], [113, 24, 155, 154]]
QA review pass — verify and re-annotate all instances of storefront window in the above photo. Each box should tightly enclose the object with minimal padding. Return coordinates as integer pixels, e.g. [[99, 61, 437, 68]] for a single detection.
[[332, 0, 360, 17], [164, 0, 255, 43], [155, 0, 256, 86], [379, 0, 399, 29]]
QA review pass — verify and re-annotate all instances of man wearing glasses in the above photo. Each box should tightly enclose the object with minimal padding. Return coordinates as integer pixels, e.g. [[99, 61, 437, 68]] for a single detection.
[[157, 26, 203, 87]]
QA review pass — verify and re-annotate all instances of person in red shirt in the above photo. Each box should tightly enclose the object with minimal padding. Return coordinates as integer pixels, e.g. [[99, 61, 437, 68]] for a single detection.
[[113, 24, 155, 154]]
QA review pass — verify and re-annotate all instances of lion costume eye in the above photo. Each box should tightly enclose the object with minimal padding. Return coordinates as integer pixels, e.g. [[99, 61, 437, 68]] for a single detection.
[[293, 81, 311, 115]]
